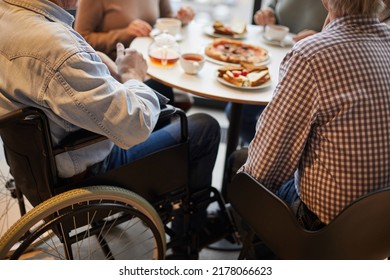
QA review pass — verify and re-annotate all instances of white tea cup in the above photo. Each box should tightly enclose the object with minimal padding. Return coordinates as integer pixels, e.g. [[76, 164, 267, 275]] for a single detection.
[[156, 18, 181, 36], [264, 24, 289, 41], [179, 53, 205, 75]]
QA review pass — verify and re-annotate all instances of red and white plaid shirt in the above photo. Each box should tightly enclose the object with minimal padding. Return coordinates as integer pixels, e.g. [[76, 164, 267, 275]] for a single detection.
[[240, 16, 390, 224]]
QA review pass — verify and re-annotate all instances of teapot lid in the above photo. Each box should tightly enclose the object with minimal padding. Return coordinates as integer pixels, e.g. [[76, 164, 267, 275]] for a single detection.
[[154, 32, 177, 46]]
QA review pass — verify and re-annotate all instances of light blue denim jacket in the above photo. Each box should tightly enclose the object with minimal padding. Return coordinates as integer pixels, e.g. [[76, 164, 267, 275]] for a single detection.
[[0, 0, 160, 177]]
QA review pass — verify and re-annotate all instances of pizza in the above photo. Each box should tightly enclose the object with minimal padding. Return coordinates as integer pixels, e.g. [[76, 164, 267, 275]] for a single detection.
[[205, 38, 269, 65]]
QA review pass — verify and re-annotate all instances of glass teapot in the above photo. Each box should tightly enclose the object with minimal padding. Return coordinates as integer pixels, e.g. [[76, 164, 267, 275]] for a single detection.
[[148, 32, 180, 67]]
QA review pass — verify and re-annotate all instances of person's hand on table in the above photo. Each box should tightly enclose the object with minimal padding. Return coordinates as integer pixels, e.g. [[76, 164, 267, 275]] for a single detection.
[[176, 5, 195, 25], [253, 8, 276, 26], [127, 19, 152, 37], [115, 43, 148, 83], [292, 29, 317, 42]]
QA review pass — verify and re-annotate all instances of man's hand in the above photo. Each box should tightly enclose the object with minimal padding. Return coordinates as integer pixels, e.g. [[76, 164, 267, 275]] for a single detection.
[[176, 5, 195, 25], [115, 43, 148, 83], [127, 19, 152, 37], [254, 8, 276, 26], [292, 29, 317, 42]]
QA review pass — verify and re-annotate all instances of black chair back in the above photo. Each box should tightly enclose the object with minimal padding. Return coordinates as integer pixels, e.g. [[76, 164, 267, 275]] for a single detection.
[[229, 172, 390, 259]]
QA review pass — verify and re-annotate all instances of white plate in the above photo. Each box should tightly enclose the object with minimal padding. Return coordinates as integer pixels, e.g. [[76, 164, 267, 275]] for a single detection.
[[216, 73, 272, 90], [204, 49, 271, 66], [203, 25, 247, 39], [261, 34, 294, 47]]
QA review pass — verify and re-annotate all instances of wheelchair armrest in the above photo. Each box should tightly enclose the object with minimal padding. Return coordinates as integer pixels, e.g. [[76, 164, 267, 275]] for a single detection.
[[53, 105, 188, 155], [53, 130, 107, 155], [156, 105, 188, 142], [156, 104, 176, 124]]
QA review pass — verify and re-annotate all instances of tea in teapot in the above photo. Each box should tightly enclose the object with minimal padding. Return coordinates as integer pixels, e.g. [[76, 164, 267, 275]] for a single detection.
[[148, 32, 180, 67]]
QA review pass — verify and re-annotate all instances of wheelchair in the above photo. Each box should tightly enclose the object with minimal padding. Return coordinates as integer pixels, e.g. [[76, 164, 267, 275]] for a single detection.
[[0, 105, 239, 260]]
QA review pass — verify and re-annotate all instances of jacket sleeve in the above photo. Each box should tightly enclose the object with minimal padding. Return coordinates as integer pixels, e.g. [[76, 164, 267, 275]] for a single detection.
[[46, 51, 160, 149]]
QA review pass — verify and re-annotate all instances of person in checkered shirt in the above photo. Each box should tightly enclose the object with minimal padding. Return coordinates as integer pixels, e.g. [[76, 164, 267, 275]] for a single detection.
[[380, 0, 390, 25], [227, 0, 390, 233]]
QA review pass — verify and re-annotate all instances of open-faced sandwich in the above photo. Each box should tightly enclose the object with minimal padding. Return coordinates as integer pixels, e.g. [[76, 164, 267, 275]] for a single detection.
[[217, 62, 271, 88], [212, 21, 247, 37]]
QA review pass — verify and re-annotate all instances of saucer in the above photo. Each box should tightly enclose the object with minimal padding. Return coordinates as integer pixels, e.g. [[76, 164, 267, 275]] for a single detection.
[[262, 34, 294, 47]]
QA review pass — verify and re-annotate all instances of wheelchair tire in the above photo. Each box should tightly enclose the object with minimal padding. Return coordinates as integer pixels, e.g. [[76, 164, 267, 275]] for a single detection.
[[0, 177, 54, 256], [0, 186, 166, 260], [0, 177, 32, 239]]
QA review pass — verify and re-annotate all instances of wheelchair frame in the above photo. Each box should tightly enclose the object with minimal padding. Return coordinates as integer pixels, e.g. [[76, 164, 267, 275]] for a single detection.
[[0, 106, 237, 259]]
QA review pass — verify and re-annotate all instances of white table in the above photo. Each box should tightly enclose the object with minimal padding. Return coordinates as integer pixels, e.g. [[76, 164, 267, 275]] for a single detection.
[[131, 22, 291, 192]]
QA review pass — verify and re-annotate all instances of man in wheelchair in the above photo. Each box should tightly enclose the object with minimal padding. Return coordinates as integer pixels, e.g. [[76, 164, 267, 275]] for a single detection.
[[0, 0, 234, 259]]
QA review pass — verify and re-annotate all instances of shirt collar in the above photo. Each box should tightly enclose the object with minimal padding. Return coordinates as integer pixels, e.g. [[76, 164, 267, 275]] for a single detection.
[[4, 0, 74, 27], [324, 15, 381, 31]]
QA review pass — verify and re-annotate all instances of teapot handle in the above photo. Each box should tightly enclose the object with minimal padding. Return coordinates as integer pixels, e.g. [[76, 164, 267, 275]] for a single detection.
[[161, 46, 168, 66]]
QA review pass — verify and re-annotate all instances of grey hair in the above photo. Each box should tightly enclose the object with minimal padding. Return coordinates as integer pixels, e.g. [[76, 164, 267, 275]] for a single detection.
[[327, 0, 385, 17]]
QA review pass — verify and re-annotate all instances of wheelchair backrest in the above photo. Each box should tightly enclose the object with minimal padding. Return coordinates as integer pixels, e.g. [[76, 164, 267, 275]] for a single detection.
[[0, 107, 57, 207]]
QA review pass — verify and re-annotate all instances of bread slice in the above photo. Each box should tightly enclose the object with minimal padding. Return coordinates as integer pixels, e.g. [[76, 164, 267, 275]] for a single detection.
[[217, 65, 244, 77], [218, 64, 270, 87], [240, 62, 268, 73], [213, 21, 235, 36], [222, 71, 246, 87], [213, 21, 247, 36], [231, 22, 247, 35], [247, 70, 270, 87]]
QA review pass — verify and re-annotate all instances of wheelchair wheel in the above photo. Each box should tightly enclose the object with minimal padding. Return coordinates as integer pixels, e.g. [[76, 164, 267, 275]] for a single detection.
[[0, 174, 33, 238], [0, 177, 22, 237], [0, 186, 166, 260], [0, 144, 29, 238], [0, 170, 53, 255]]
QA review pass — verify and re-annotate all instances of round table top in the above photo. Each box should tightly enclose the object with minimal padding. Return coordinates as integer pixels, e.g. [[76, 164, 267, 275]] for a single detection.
[[130, 22, 292, 105]]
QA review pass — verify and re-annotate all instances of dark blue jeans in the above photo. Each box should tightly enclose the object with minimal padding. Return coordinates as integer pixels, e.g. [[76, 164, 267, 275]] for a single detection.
[[277, 178, 299, 205], [104, 113, 220, 193], [278, 178, 325, 231]]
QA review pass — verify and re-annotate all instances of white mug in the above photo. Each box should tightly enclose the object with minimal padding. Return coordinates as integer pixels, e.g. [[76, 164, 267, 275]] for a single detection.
[[264, 24, 289, 41], [156, 18, 181, 36], [179, 53, 205, 75]]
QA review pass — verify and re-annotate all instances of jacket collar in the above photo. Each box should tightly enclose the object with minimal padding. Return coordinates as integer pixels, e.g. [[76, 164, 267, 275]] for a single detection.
[[4, 0, 74, 27]]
